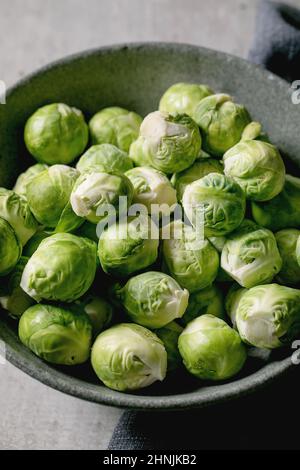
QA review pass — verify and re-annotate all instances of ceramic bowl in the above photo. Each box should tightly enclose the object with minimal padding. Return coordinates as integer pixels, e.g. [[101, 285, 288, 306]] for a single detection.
[[1, 43, 299, 409]]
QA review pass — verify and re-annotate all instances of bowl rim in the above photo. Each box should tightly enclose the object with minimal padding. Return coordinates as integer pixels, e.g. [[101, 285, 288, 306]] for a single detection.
[[6, 41, 289, 100], [1, 41, 295, 410]]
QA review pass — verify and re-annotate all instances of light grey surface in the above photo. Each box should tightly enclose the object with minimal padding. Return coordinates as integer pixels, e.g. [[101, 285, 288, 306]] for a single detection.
[[0, 362, 121, 450], [0, 0, 296, 451], [2, 0, 257, 87]]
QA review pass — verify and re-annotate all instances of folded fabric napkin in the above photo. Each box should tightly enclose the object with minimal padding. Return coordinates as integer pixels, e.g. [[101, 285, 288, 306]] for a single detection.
[[108, 0, 300, 450]]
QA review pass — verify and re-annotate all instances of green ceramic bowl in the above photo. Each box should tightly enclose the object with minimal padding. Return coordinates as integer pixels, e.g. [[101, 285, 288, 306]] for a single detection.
[[1, 43, 299, 409]]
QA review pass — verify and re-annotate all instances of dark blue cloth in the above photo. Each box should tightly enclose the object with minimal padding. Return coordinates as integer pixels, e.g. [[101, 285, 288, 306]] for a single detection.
[[108, 367, 299, 450], [108, 1, 300, 450], [249, 0, 300, 82]]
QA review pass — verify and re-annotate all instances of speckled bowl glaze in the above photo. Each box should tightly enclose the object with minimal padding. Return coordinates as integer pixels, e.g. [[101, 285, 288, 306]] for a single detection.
[[1, 43, 299, 410]]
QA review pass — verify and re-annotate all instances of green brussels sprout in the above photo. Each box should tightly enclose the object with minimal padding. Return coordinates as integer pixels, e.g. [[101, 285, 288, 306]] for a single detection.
[[210, 243, 236, 284], [178, 314, 246, 380], [91, 323, 167, 391], [208, 236, 226, 253], [0, 217, 21, 275], [116, 271, 189, 329], [171, 158, 223, 201], [19, 304, 92, 365], [125, 167, 177, 213], [197, 149, 212, 159], [252, 175, 300, 231], [26, 165, 82, 230], [235, 283, 300, 348], [75, 221, 98, 243], [182, 173, 246, 237], [70, 171, 133, 224], [89, 107, 142, 152], [159, 82, 213, 118], [193, 94, 251, 156], [129, 138, 153, 167], [221, 219, 282, 288], [76, 144, 133, 174], [0, 188, 38, 245], [162, 220, 219, 293], [129, 111, 201, 173], [181, 284, 224, 326], [223, 140, 285, 201], [24, 103, 88, 165], [74, 295, 113, 337], [0, 257, 34, 318], [225, 283, 247, 328], [154, 321, 183, 371], [275, 229, 300, 284], [241, 121, 269, 142], [98, 215, 159, 277], [23, 230, 50, 257], [13, 163, 48, 197], [21, 233, 97, 302]]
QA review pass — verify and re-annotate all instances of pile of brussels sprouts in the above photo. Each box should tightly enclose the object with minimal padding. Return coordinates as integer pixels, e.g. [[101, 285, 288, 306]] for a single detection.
[[1, 82, 300, 393]]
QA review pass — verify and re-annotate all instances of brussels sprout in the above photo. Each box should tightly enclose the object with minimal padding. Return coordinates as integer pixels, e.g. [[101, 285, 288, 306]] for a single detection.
[[74, 295, 113, 336], [210, 237, 235, 281], [26, 165, 81, 231], [275, 229, 300, 284], [208, 236, 226, 253], [225, 283, 247, 328], [181, 284, 224, 326], [129, 111, 201, 174], [19, 304, 92, 365], [76, 144, 133, 174], [182, 173, 246, 237], [23, 230, 50, 257], [21, 233, 97, 302], [154, 321, 183, 371], [194, 94, 251, 156], [0, 218, 21, 275], [70, 171, 133, 224], [223, 140, 285, 201], [13, 163, 48, 197], [241, 121, 269, 142], [162, 220, 219, 293], [0, 188, 38, 245], [171, 158, 223, 201], [221, 219, 282, 288], [129, 138, 153, 167], [252, 175, 300, 231], [91, 323, 167, 391], [24, 103, 88, 164], [89, 107, 142, 152], [116, 271, 189, 329], [98, 215, 159, 277], [0, 257, 34, 318], [159, 82, 213, 118], [235, 283, 300, 348], [178, 314, 246, 380], [75, 221, 98, 243], [197, 149, 212, 159], [125, 167, 177, 213]]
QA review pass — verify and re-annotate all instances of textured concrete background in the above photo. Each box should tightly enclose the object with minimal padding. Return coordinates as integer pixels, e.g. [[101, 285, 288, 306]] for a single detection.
[[0, 0, 299, 450], [1, 0, 257, 86]]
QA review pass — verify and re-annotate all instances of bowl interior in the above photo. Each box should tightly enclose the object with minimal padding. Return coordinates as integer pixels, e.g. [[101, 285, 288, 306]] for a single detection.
[[0, 43, 299, 409]]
